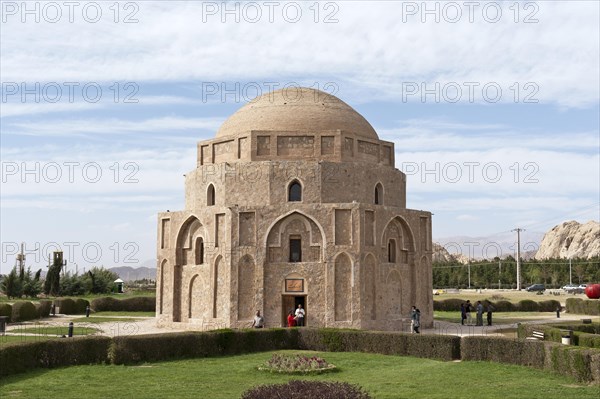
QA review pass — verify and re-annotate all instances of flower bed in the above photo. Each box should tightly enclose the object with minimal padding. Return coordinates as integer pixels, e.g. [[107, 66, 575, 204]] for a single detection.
[[257, 353, 336, 374]]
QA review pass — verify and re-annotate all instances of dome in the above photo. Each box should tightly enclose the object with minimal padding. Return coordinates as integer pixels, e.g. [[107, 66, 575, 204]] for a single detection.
[[216, 87, 378, 140]]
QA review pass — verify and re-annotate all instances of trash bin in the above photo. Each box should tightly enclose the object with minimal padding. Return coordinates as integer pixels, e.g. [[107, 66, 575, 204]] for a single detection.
[[561, 330, 572, 345], [0, 316, 8, 335]]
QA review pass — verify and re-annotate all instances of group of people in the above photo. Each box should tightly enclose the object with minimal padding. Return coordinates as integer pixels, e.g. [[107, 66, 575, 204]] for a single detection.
[[460, 300, 494, 326], [251, 304, 306, 328]]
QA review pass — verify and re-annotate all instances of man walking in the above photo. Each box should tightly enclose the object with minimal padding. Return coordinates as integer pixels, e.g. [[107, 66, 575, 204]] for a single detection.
[[251, 310, 264, 328]]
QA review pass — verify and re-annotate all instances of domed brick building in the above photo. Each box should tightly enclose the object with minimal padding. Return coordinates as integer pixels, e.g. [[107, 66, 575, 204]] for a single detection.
[[156, 88, 433, 330]]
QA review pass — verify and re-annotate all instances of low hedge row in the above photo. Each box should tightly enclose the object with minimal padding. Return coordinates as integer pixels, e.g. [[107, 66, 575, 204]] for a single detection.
[[566, 298, 600, 315], [434, 298, 561, 312], [110, 328, 298, 364], [91, 296, 156, 312], [0, 336, 112, 377], [36, 300, 52, 318], [461, 336, 600, 383], [297, 329, 461, 361], [518, 323, 600, 348], [1, 329, 598, 384]]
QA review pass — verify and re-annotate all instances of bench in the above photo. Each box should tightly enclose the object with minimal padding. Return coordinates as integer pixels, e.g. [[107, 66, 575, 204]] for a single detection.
[[531, 330, 545, 340]]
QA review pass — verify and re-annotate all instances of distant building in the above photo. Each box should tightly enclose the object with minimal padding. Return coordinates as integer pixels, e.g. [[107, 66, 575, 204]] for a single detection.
[[157, 88, 433, 330]]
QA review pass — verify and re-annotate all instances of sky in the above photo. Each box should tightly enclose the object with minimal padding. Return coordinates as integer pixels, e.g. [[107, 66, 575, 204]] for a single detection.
[[1, 0, 599, 273]]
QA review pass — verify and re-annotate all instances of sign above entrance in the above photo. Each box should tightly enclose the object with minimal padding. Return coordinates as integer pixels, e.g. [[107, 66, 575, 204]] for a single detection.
[[285, 278, 304, 293]]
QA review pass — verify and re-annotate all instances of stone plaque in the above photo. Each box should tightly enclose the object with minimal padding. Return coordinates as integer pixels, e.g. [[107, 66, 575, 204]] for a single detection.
[[285, 279, 304, 293]]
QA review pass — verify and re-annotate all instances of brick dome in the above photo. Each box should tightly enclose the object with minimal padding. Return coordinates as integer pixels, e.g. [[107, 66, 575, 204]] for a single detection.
[[216, 87, 378, 140]]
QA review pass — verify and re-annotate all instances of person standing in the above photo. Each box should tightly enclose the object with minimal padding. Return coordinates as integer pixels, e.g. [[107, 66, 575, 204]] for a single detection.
[[410, 306, 421, 333], [460, 303, 466, 325], [476, 301, 484, 326], [465, 300, 473, 325], [486, 302, 494, 326], [251, 310, 264, 328], [295, 304, 305, 327]]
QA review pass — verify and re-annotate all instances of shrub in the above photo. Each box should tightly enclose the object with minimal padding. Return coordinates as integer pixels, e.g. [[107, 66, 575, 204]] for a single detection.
[[54, 298, 76, 314], [433, 298, 464, 312], [567, 298, 600, 315], [11, 301, 38, 322], [90, 296, 155, 312], [90, 296, 122, 311], [74, 298, 90, 314], [546, 344, 600, 383], [0, 336, 111, 377], [241, 380, 372, 399], [36, 300, 52, 318], [518, 323, 600, 349], [0, 303, 12, 322], [517, 299, 539, 311], [297, 329, 461, 361], [490, 300, 514, 312], [538, 300, 561, 312]]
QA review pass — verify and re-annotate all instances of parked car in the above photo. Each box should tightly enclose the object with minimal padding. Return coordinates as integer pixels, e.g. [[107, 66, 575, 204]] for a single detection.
[[562, 284, 580, 293], [526, 284, 546, 292]]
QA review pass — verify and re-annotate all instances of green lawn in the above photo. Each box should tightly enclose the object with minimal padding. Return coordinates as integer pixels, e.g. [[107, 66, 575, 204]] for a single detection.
[[0, 351, 597, 398]]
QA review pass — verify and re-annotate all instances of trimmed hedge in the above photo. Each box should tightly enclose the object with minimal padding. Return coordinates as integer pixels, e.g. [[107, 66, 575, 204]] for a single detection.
[[11, 302, 38, 322], [36, 300, 52, 318], [74, 298, 90, 314], [53, 298, 89, 315], [91, 296, 156, 312], [0, 304, 12, 322], [567, 298, 600, 315], [0, 336, 111, 377], [0, 328, 597, 384], [518, 323, 600, 348], [434, 298, 560, 312], [297, 329, 461, 361], [461, 336, 600, 383], [109, 328, 298, 364]]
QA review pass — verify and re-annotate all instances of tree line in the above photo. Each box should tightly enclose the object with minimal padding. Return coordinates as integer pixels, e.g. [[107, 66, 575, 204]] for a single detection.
[[433, 256, 600, 289], [0, 265, 119, 299]]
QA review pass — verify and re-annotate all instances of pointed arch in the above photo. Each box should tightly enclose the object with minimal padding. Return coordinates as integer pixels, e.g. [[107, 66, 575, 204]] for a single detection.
[[334, 252, 352, 321], [385, 269, 402, 316], [374, 182, 383, 205], [207, 184, 215, 206], [176, 215, 207, 266], [381, 215, 416, 257], [288, 179, 302, 202]]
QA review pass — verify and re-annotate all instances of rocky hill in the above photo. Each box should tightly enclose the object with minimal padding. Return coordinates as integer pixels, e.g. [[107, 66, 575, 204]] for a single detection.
[[108, 266, 156, 282], [432, 243, 470, 264], [535, 220, 600, 260]]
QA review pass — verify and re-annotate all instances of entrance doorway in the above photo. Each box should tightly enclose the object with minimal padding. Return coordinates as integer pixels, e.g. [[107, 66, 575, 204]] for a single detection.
[[282, 295, 306, 327]]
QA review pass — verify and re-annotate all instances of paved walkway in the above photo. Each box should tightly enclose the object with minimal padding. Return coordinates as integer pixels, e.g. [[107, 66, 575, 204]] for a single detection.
[[3, 312, 595, 338]]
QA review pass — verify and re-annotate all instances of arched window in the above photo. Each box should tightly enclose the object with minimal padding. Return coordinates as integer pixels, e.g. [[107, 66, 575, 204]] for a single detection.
[[375, 183, 383, 205], [388, 239, 396, 263], [207, 184, 215, 206], [288, 180, 302, 202], [289, 237, 302, 262], [195, 237, 204, 264]]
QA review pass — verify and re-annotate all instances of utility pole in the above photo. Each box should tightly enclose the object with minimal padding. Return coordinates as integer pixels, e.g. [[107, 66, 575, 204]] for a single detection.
[[569, 258, 572, 285], [512, 228, 525, 290], [468, 259, 471, 289]]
